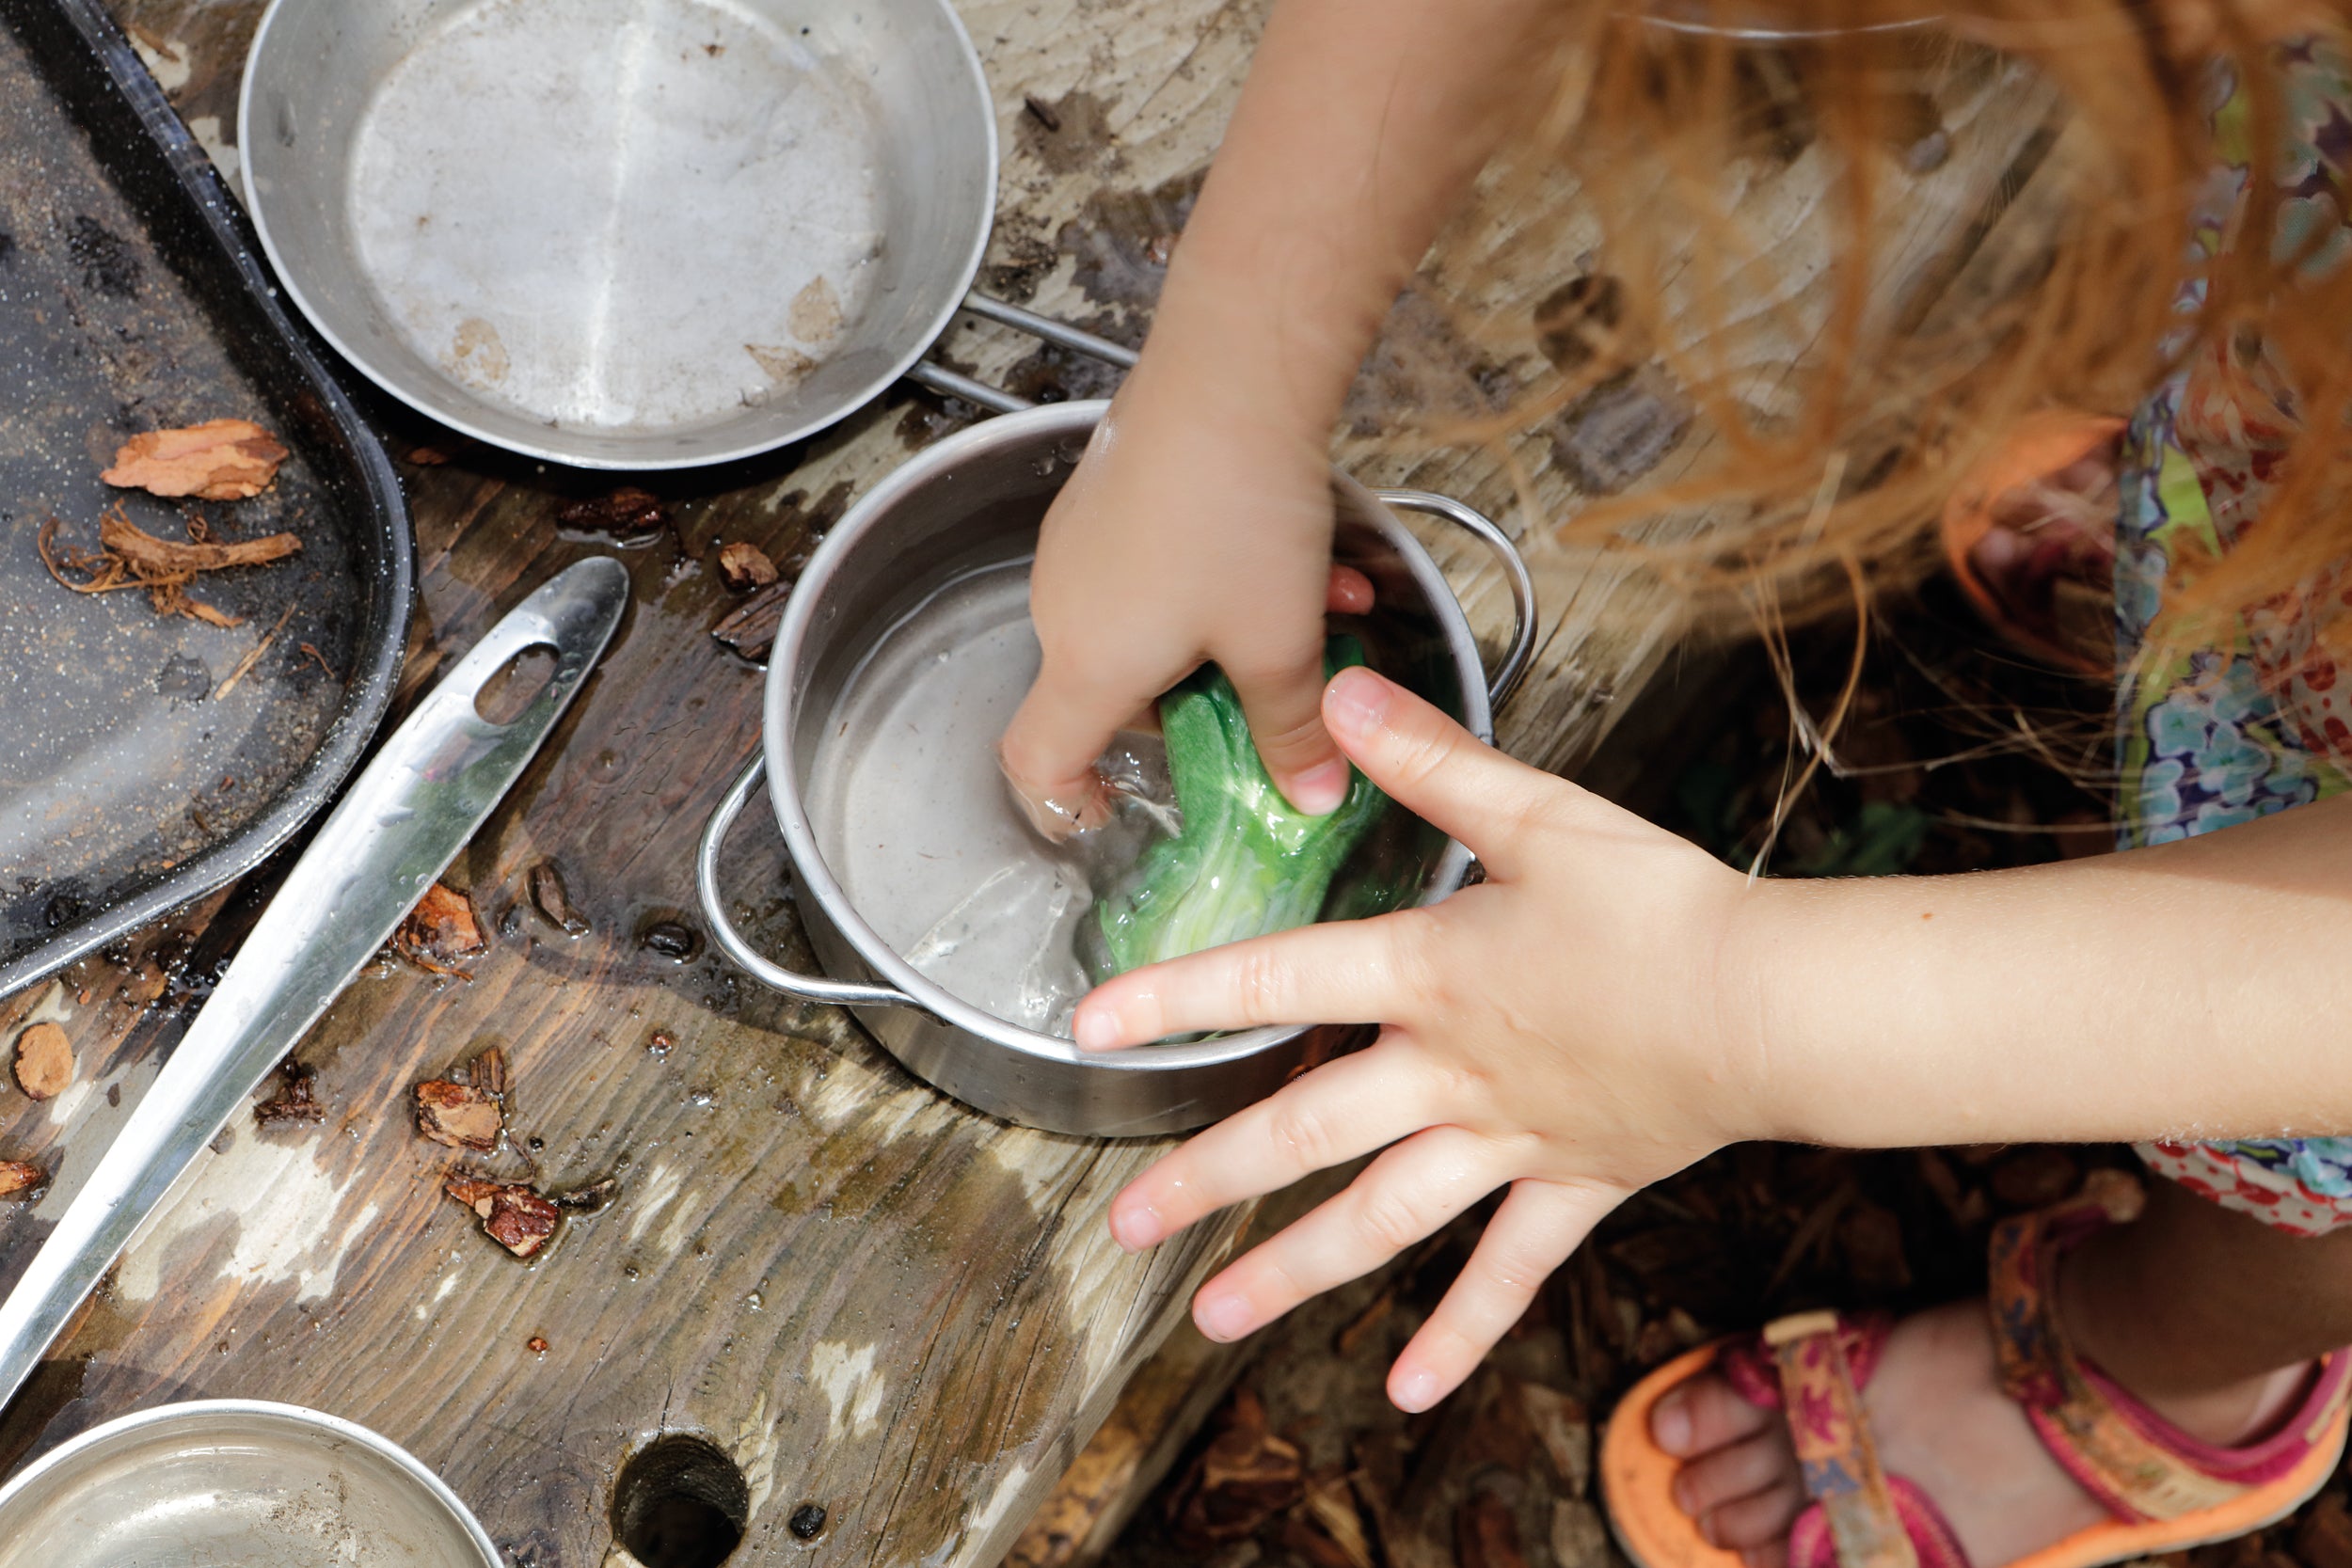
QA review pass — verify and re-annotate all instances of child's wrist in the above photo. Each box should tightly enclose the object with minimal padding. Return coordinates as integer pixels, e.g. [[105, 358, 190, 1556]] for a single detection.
[[1704, 879, 1857, 1150]]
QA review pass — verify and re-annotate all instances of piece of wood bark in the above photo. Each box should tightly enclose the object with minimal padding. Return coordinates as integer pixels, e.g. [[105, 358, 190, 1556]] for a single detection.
[[717, 541, 779, 590], [11, 1022, 72, 1101], [102, 419, 288, 499]]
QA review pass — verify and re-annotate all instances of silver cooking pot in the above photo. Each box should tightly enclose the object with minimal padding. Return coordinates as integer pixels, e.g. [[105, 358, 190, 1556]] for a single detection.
[[696, 396, 1534, 1136]]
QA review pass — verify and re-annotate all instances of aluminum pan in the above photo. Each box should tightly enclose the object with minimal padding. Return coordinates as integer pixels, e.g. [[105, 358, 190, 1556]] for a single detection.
[[238, 0, 999, 469]]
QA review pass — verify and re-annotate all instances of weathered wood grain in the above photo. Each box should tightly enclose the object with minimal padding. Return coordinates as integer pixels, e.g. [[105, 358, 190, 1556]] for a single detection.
[[0, 3, 2070, 1566]]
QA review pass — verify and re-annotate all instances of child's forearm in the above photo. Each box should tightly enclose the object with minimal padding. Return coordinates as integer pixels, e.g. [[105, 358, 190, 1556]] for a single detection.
[[1135, 0, 1559, 433], [1738, 791, 2352, 1149]]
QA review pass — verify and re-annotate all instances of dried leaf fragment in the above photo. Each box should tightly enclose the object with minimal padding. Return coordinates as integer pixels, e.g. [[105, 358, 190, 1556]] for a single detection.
[[1170, 1388, 1303, 1548], [1549, 1498, 1613, 1568], [415, 1046, 507, 1150], [1299, 1474, 1375, 1568], [1457, 1492, 1532, 1568], [1515, 1381, 1592, 1497], [557, 486, 668, 536], [103, 419, 289, 499], [416, 1081, 502, 1151], [717, 540, 778, 590], [530, 862, 588, 935], [0, 1161, 45, 1197], [12, 1022, 72, 1100], [396, 883, 485, 974], [254, 1060, 326, 1125], [444, 1176, 560, 1258]]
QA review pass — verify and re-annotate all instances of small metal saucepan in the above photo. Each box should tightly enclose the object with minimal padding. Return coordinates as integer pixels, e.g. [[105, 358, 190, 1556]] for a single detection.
[[697, 391, 1537, 1137], [0, 1401, 501, 1567]]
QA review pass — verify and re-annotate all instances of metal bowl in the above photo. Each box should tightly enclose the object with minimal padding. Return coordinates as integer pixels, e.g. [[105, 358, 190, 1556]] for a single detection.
[[238, 0, 996, 468], [0, 1401, 500, 1568]]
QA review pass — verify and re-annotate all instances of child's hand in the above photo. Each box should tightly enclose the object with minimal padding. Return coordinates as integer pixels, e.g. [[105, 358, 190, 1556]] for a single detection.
[[998, 367, 1368, 837], [1071, 667, 1770, 1411]]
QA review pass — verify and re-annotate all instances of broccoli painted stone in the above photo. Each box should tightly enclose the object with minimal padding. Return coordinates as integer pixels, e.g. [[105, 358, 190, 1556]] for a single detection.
[[1083, 637, 1389, 982]]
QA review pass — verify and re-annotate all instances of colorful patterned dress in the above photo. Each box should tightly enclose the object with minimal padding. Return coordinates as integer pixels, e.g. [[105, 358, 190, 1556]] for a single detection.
[[2114, 37, 2352, 1235]]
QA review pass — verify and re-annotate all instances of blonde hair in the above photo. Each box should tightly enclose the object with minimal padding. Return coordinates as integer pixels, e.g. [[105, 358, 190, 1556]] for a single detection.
[[1426, 0, 2352, 735]]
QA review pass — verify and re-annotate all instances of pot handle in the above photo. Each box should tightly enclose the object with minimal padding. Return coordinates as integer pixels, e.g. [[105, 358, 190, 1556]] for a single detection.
[[902, 291, 1138, 415], [1373, 490, 1538, 708], [696, 754, 919, 1009]]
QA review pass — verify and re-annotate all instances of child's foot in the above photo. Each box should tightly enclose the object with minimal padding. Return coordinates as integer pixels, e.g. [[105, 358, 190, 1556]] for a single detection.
[[1647, 1298, 2313, 1568], [1940, 413, 2125, 675]]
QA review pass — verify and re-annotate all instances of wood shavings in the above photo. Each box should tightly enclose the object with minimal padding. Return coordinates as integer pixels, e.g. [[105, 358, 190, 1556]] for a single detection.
[[38, 507, 300, 625], [213, 604, 298, 700], [102, 419, 289, 499], [12, 1022, 72, 1100]]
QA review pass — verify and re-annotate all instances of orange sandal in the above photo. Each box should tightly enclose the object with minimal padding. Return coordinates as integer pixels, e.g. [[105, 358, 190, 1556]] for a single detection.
[[1601, 1174, 2352, 1568], [1941, 410, 2129, 677]]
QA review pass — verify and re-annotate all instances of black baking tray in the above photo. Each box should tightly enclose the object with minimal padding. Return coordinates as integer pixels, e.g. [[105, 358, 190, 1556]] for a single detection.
[[0, 0, 412, 997]]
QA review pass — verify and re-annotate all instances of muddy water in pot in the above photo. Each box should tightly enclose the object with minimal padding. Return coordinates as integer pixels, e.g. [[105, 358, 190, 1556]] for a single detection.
[[806, 563, 1166, 1037]]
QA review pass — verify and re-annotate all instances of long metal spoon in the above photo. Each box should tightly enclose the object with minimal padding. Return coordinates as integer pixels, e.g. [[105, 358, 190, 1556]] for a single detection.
[[0, 556, 629, 1413]]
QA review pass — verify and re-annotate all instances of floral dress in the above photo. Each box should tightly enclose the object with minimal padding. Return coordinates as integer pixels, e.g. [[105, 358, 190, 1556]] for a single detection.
[[2113, 36, 2352, 1235]]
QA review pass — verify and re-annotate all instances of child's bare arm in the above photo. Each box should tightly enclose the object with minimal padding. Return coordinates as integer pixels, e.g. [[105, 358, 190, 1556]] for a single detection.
[[1072, 670, 2352, 1409], [998, 0, 1557, 834]]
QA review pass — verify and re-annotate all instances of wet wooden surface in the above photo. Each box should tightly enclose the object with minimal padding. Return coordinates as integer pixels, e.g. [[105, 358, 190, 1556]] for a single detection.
[[0, 3, 2064, 1564]]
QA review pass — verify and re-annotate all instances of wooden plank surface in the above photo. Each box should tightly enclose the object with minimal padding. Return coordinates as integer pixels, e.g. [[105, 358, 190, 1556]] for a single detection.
[[0, 3, 2064, 1565]]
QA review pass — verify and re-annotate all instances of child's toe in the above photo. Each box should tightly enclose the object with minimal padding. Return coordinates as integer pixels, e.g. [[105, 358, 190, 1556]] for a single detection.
[[1671, 1430, 1799, 1518], [1702, 1481, 1805, 1551], [1651, 1369, 1775, 1457]]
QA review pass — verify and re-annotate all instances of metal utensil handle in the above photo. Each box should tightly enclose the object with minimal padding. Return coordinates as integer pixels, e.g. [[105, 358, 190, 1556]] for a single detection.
[[0, 558, 630, 1414], [695, 755, 917, 1009], [1373, 490, 1538, 707]]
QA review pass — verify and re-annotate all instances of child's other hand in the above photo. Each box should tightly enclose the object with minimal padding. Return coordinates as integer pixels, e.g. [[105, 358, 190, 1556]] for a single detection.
[[998, 368, 1370, 839], [1072, 667, 1770, 1412]]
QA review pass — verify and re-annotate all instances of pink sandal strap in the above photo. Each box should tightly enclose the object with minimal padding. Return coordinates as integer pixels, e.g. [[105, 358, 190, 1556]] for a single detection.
[[1790, 1477, 1970, 1568], [1989, 1169, 2352, 1523]]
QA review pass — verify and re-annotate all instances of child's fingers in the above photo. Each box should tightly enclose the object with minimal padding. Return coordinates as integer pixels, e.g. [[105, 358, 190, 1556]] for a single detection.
[[1184, 1127, 1510, 1342], [1073, 913, 1426, 1050], [1105, 1042, 1442, 1250], [1000, 661, 1144, 838], [1228, 649, 1355, 817], [1327, 565, 1375, 614], [1384, 1179, 1613, 1413], [1322, 669, 1566, 878]]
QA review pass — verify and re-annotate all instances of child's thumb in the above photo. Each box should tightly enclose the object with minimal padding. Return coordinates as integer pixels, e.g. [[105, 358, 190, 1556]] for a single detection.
[[1321, 668, 1562, 877]]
